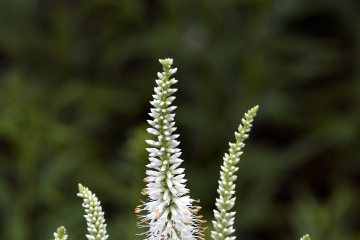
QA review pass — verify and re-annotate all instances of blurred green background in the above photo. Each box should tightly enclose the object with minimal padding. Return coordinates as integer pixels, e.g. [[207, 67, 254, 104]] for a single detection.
[[0, 0, 360, 240]]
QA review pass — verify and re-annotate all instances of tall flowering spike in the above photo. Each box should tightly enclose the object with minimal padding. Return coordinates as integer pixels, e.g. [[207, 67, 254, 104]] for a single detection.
[[211, 106, 259, 240], [136, 58, 206, 240], [78, 183, 109, 240], [300, 234, 310, 240], [53, 226, 68, 240]]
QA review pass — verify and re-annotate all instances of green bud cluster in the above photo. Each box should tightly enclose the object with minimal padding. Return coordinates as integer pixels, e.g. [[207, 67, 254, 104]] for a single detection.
[[211, 106, 259, 240], [53, 226, 67, 240]]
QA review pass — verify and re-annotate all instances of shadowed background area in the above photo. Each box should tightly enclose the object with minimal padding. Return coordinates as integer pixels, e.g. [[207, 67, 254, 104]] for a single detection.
[[0, 0, 360, 240]]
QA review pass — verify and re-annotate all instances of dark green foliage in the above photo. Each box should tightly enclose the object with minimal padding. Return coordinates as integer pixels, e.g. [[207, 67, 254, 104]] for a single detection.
[[0, 0, 360, 240]]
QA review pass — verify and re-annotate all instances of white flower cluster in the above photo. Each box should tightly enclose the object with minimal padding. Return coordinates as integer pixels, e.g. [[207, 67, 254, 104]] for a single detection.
[[53, 226, 67, 240], [211, 106, 259, 240], [48, 58, 311, 240], [135, 58, 207, 240], [78, 184, 109, 240]]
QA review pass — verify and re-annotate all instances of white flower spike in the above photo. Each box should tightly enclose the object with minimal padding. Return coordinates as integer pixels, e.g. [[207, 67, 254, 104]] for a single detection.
[[78, 183, 109, 240], [136, 58, 207, 240], [211, 106, 259, 240], [53, 226, 68, 240]]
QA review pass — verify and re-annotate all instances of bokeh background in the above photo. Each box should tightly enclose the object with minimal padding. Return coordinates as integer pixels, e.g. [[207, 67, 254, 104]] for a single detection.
[[1, 0, 360, 240]]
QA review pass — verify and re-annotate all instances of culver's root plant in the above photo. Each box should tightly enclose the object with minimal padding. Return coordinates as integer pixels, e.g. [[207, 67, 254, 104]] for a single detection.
[[51, 59, 309, 240]]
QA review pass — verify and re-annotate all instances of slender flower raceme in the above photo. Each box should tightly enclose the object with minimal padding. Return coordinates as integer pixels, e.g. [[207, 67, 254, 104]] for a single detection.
[[211, 106, 259, 240], [53, 226, 68, 240], [135, 58, 207, 240], [78, 183, 109, 240]]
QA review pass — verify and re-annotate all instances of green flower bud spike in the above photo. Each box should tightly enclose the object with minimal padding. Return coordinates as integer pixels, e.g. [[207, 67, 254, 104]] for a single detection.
[[211, 105, 259, 240], [78, 183, 109, 240], [53, 226, 67, 240]]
